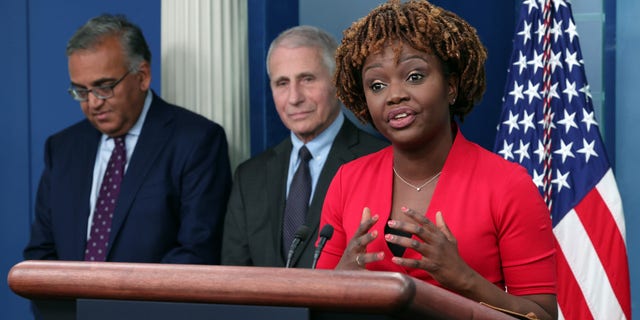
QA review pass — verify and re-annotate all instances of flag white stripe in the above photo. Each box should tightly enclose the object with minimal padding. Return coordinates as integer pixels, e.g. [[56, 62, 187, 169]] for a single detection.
[[554, 209, 625, 320], [557, 307, 565, 320], [596, 169, 626, 242]]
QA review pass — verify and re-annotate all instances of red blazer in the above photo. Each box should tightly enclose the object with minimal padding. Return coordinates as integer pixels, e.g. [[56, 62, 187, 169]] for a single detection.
[[317, 129, 556, 296]]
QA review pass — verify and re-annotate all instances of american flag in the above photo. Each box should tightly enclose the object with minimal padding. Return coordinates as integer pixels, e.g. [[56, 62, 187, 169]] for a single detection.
[[493, 0, 631, 319]]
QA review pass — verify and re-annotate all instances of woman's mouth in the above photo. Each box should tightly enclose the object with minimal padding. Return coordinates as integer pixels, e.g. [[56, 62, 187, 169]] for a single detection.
[[387, 108, 416, 129]]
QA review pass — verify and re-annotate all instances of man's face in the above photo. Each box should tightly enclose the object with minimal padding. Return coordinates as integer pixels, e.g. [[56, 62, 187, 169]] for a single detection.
[[68, 35, 150, 137], [268, 46, 341, 143]]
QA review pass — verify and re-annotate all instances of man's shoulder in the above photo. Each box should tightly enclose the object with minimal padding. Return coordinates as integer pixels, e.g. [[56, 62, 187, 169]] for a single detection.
[[156, 98, 222, 128], [336, 119, 389, 155], [354, 127, 388, 147], [149, 97, 226, 142], [235, 139, 289, 172], [49, 119, 96, 142]]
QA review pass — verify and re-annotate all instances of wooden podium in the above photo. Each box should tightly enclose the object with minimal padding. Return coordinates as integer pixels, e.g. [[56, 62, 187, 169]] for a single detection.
[[8, 260, 515, 319]]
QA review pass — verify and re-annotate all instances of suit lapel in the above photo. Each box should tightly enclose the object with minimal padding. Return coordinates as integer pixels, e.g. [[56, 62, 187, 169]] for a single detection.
[[107, 94, 174, 256], [267, 140, 292, 265], [74, 127, 102, 259]]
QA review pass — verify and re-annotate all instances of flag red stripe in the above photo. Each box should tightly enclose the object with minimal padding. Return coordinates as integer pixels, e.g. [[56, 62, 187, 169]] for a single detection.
[[554, 237, 594, 320], [574, 188, 631, 319]]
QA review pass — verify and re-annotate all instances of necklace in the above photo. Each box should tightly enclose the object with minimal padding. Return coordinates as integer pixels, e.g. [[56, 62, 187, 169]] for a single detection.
[[393, 167, 441, 192]]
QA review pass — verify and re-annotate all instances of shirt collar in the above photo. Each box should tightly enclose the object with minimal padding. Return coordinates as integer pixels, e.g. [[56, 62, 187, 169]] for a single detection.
[[100, 90, 152, 143], [127, 90, 152, 138], [290, 112, 344, 160]]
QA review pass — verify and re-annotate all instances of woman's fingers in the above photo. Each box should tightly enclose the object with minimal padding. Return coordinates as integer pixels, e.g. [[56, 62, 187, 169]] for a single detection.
[[340, 207, 384, 269], [351, 207, 379, 248], [401, 206, 434, 226], [356, 207, 378, 236], [435, 211, 455, 242], [385, 232, 425, 251], [355, 252, 385, 267], [360, 206, 371, 224]]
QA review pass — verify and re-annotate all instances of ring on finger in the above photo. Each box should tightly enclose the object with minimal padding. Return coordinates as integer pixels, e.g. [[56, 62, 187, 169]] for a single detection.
[[356, 255, 363, 267]]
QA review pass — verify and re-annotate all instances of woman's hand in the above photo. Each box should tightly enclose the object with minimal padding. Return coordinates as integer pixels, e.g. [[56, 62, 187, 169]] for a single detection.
[[335, 207, 384, 270], [387, 207, 556, 319], [385, 207, 475, 290]]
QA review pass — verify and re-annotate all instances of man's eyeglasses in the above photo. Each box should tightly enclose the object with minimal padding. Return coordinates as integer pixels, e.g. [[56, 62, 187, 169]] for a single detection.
[[68, 71, 131, 102]]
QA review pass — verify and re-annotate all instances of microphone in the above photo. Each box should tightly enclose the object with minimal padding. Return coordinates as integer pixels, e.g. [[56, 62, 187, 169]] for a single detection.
[[311, 224, 334, 269], [285, 225, 311, 268]]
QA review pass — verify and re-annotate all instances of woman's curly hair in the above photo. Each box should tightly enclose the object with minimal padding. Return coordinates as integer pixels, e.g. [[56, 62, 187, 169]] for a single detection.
[[334, 0, 487, 124]]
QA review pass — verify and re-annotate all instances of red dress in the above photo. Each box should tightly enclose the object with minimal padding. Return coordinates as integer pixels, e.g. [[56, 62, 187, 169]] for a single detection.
[[316, 129, 556, 296]]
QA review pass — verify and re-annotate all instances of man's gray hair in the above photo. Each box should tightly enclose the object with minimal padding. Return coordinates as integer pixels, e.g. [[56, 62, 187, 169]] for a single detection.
[[266, 25, 338, 77], [66, 14, 151, 72]]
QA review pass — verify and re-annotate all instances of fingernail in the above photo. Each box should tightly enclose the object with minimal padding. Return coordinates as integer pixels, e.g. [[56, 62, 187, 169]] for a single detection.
[[372, 214, 379, 221], [401, 206, 408, 212], [371, 230, 378, 238], [387, 220, 396, 227], [377, 252, 384, 259], [385, 234, 393, 241]]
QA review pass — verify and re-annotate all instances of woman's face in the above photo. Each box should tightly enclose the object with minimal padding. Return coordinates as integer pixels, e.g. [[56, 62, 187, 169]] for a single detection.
[[361, 43, 456, 149]]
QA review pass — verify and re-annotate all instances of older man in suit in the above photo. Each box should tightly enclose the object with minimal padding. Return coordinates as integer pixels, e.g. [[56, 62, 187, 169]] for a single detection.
[[222, 26, 387, 268], [24, 14, 231, 264]]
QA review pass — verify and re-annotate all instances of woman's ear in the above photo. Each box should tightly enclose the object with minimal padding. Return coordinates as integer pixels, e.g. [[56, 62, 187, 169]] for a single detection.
[[448, 74, 459, 105]]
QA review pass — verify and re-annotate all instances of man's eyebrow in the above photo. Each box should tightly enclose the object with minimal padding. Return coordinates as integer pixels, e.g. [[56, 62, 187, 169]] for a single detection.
[[70, 76, 118, 88], [271, 75, 289, 83], [296, 72, 315, 80]]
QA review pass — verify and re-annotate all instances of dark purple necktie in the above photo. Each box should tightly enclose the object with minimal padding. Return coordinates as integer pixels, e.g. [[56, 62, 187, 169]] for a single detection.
[[85, 136, 126, 261], [282, 146, 312, 256]]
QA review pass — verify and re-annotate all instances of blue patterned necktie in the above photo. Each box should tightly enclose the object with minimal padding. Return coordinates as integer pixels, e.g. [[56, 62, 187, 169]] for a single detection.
[[282, 146, 312, 256], [85, 136, 126, 261]]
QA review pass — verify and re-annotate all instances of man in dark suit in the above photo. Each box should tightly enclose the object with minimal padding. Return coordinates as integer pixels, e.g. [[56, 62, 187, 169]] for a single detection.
[[222, 26, 387, 268], [23, 14, 231, 264]]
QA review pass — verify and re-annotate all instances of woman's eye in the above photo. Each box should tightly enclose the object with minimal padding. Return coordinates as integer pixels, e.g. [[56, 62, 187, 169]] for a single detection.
[[370, 82, 385, 92], [407, 73, 424, 82]]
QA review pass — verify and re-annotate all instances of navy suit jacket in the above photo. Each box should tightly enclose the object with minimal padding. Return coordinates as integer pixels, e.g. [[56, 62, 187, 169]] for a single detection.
[[221, 118, 388, 268], [24, 92, 232, 264]]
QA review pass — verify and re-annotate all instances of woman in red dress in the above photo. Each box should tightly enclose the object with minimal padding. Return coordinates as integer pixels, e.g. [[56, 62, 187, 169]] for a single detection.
[[316, 1, 557, 319]]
